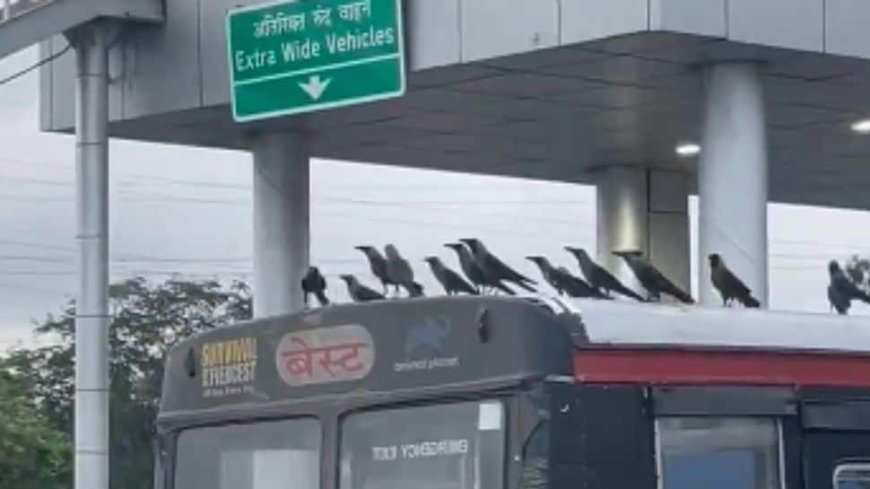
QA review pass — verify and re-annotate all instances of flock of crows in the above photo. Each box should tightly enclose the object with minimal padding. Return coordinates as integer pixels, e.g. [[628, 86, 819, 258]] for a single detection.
[[300, 238, 870, 316], [300, 238, 787, 311]]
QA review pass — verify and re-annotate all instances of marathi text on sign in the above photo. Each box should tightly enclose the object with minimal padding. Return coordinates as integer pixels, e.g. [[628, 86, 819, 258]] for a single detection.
[[275, 325, 375, 386], [251, 0, 372, 38], [253, 12, 306, 38]]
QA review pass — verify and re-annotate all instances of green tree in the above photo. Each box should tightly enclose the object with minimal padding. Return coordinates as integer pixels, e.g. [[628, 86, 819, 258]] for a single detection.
[[2, 277, 251, 489], [0, 370, 71, 489]]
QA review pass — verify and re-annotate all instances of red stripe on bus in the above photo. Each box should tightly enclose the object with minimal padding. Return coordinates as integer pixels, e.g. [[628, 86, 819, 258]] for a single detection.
[[573, 349, 870, 387]]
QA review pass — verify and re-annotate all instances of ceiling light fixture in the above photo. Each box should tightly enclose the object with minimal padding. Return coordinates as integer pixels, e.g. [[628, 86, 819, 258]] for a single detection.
[[851, 119, 870, 134], [676, 142, 701, 157]]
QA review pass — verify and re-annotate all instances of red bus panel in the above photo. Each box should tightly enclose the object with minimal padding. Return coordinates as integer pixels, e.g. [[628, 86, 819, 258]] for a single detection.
[[574, 349, 870, 387]]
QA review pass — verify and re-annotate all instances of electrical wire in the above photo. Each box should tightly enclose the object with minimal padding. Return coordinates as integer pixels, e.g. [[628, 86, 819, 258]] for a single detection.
[[0, 44, 71, 87]]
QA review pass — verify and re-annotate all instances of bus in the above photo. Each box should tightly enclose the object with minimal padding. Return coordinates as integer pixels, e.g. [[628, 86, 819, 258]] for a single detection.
[[156, 296, 870, 489]]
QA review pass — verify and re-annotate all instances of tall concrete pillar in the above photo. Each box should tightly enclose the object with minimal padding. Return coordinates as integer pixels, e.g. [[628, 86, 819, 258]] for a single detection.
[[596, 166, 690, 295], [251, 131, 310, 317], [698, 63, 768, 307], [70, 20, 114, 489]]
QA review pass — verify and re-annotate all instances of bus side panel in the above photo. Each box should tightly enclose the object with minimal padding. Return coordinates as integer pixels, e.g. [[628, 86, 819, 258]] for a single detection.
[[547, 383, 656, 489]]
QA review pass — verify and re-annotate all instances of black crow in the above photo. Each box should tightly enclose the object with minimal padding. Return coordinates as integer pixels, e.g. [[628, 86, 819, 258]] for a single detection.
[[445, 243, 515, 295], [828, 260, 870, 314], [355, 245, 396, 295], [461, 238, 536, 293], [526, 255, 605, 299], [424, 256, 478, 295], [301, 266, 329, 307], [526, 256, 562, 293], [384, 244, 418, 297], [564, 246, 644, 301], [339, 275, 385, 303], [708, 254, 760, 308], [613, 250, 693, 304], [555, 266, 609, 299], [407, 281, 425, 298], [828, 281, 850, 315]]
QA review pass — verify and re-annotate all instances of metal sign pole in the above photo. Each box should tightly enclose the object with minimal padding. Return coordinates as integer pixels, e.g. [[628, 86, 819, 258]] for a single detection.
[[70, 20, 112, 489]]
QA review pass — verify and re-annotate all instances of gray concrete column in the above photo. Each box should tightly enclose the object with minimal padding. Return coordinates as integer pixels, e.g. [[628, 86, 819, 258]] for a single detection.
[[70, 20, 114, 489], [596, 166, 690, 294], [698, 63, 768, 307], [251, 131, 310, 317]]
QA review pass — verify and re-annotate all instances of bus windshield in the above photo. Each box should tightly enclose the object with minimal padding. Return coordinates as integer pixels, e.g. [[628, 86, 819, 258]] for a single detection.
[[340, 400, 506, 489], [174, 418, 320, 489]]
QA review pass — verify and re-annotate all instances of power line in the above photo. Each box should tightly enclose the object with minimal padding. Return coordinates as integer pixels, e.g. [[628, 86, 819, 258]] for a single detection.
[[0, 44, 72, 87], [0, 239, 73, 253], [0, 174, 71, 187], [0, 254, 70, 262], [117, 189, 593, 206]]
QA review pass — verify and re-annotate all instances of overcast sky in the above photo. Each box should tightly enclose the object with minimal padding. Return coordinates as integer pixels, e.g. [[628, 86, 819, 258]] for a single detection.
[[1, 46, 869, 351]]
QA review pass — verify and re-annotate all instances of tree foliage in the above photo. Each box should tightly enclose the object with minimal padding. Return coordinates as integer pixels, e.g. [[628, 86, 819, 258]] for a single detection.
[[0, 370, 71, 489], [1, 277, 251, 489]]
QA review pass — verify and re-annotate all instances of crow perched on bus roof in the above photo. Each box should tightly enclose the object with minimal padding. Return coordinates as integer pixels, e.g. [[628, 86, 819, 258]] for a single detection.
[[708, 254, 760, 308], [384, 244, 422, 297], [424, 256, 477, 296], [461, 238, 536, 293], [355, 245, 396, 295], [560, 266, 610, 299], [301, 266, 329, 307], [340, 275, 385, 303], [613, 250, 693, 304], [828, 281, 851, 315], [526, 256, 563, 292], [526, 256, 605, 299], [445, 242, 515, 295], [564, 247, 644, 301], [828, 260, 870, 314]]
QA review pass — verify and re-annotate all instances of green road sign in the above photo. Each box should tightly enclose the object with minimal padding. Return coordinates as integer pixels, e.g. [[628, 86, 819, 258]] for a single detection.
[[226, 0, 405, 122]]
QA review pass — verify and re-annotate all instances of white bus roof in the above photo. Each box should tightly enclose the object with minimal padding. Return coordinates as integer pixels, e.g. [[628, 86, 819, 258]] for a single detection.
[[558, 298, 870, 354]]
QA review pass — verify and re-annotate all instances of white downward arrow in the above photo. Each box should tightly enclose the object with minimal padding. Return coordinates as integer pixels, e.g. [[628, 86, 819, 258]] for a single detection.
[[298, 75, 332, 101]]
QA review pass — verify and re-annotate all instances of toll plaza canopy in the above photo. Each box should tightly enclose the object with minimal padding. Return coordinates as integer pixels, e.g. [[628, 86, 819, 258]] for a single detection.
[[39, 1, 870, 210], [0, 0, 160, 59]]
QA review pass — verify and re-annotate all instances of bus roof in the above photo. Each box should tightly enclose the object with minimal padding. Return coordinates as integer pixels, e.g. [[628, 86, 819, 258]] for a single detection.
[[159, 296, 870, 419], [561, 299, 870, 387], [159, 297, 574, 417], [563, 298, 870, 354]]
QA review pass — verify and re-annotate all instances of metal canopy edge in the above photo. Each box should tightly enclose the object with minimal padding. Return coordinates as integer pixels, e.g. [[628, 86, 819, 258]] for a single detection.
[[0, 0, 162, 60]]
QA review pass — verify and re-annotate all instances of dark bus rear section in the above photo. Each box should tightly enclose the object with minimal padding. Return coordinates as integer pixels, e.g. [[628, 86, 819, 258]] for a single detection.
[[156, 297, 870, 489]]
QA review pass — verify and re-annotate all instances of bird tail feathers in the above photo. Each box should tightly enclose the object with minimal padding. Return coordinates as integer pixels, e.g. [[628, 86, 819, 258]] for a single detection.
[[673, 289, 695, 304], [494, 282, 516, 295], [616, 284, 645, 302], [513, 280, 537, 293]]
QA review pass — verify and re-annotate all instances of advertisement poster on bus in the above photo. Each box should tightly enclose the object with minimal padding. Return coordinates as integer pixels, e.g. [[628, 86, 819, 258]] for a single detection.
[[199, 337, 258, 398]]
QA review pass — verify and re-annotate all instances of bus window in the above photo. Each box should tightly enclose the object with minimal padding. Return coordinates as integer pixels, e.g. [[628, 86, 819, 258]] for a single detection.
[[836, 464, 870, 489], [174, 419, 320, 489], [656, 417, 781, 489], [519, 421, 548, 489], [340, 400, 506, 489]]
